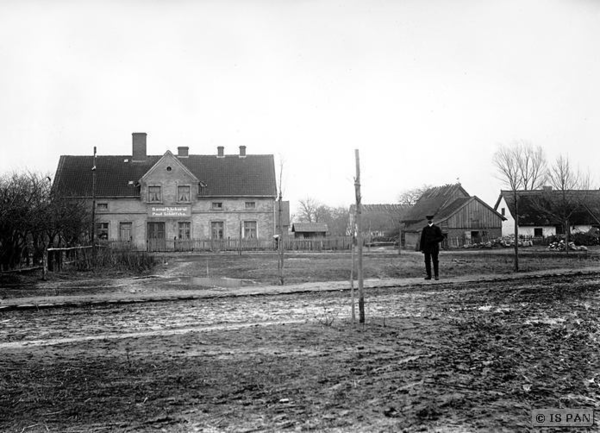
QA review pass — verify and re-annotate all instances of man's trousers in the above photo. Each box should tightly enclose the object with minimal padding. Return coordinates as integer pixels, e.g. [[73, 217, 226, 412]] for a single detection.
[[424, 251, 439, 278]]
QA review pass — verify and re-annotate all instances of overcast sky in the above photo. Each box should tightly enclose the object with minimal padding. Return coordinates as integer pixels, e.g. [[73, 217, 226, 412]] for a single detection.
[[1, 0, 599, 214]]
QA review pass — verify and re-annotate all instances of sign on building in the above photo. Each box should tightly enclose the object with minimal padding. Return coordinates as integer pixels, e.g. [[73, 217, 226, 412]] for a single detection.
[[149, 206, 191, 217]]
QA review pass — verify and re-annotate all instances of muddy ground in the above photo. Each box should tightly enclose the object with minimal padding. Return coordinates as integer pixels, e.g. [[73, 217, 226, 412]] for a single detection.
[[1, 251, 599, 432]]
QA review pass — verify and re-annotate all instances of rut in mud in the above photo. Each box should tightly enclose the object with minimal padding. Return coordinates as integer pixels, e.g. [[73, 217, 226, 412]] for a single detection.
[[1, 273, 599, 432]]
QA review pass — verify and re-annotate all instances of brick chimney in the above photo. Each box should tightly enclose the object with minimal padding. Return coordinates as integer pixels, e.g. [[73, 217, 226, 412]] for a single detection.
[[177, 146, 189, 158], [217, 146, 224, 158], [132, 133, 147, 162], [239, 145, 246, 158]]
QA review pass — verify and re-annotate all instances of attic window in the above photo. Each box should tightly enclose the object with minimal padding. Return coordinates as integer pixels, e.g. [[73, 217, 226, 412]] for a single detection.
[[166, 166, 172, 172]]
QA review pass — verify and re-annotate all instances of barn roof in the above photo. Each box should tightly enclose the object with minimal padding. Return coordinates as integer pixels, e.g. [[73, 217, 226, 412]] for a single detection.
[[53, 153, 278, 198], [495, 189, 600, 226], [402, 184, 504, 232], [401, 184, 470, 224]]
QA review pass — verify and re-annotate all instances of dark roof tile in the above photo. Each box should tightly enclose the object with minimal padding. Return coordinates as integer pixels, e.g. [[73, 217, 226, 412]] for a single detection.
[[54, 154, 277, 198]]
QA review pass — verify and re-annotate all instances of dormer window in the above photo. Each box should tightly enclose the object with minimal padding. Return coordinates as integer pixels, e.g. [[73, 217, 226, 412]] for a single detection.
[[148, 186, 162, 202], [178, 185, 191, 202], [198, 181, 208, 196]]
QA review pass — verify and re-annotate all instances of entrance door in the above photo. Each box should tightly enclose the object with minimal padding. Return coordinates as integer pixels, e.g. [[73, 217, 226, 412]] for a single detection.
[[211, 221, 225, 250], [147, 222, 166, 251]]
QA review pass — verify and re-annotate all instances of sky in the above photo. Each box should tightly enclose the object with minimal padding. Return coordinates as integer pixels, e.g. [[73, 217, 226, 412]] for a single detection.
[[1, 0, 599, 216]]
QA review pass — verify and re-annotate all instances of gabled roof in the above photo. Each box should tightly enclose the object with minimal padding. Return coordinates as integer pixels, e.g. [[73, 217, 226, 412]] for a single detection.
[[401, 184, 469, 224], [401, 183, 504, 232], [292, 223, 328, 233], [496, 189, 600, 226], [140, 151, 199, 183], [403, 196, 504, 232], [53, 153, 277, 198]]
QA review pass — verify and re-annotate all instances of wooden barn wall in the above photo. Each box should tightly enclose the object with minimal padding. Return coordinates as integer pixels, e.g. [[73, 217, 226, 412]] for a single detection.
[[443, 200, 502, 229]]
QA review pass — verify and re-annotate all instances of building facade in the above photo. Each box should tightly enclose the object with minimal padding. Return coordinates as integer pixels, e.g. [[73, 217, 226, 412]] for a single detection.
[[53, 133, 280, 251], [494, 189, 600, 238]]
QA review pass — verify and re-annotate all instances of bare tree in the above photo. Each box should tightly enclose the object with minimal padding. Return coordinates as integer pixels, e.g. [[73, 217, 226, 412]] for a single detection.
[[398, 184, 432, 206], [297, 197, 322, 223], [316, 205, 350, 236], [277, 157, 285, 285], [493, 143, 547, 271], [516, 140, 547, 190], [536, 155, 593, 250], [0, 171, 90, 270], [547, 154, 589, 191]]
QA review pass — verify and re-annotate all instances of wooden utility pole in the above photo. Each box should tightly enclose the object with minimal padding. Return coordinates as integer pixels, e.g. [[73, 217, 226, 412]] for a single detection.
[[350, 219, 356, 323], [513, 190, 519, 271], [238, 219, 243, 256], [91, 146, 97, 258], [277, 191, 284, 285], [354, 149, 365, 324], [397, 221, 402, 255]]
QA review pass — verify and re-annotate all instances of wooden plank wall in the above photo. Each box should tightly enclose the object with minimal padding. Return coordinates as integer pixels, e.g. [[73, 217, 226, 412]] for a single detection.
[[444, 200, 502, 229]]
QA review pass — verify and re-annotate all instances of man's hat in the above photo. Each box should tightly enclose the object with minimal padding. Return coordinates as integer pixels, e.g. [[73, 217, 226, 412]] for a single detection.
[[426, 215, 434, 220]]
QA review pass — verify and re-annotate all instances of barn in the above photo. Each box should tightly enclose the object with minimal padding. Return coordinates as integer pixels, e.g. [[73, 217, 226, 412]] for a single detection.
[[401, 184, 505, 249]]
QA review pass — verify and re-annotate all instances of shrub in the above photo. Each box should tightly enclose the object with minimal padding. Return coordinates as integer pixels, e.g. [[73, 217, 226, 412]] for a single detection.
[[570, 232, 600, 246], [77, 248, 157, 273]]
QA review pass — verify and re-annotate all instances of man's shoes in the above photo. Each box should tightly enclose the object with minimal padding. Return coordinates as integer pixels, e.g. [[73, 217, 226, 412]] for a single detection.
[[424, 276, 431, 280], [434, 276, 439, 280]]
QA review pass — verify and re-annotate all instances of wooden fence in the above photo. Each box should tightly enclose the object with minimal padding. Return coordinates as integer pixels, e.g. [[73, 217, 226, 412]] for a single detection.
[[105, 237, 357, 252], [46, 246, 93, 272]]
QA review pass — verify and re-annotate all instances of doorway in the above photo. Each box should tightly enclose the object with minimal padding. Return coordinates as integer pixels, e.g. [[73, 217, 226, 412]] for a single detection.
[[147, 222, 166, 251]]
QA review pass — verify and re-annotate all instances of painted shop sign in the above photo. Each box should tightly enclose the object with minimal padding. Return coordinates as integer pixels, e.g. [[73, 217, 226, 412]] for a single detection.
[[149, 206, 191, 217]]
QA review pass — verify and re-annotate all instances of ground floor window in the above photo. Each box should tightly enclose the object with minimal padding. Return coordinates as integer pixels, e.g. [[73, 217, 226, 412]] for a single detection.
[[534, 227, 543, 237], [178, 222, 191, 240], [211, 221, 224, 239], [244, 221, 257, 239], [119, 222, 132, 241], [96, 222, 109, 240]]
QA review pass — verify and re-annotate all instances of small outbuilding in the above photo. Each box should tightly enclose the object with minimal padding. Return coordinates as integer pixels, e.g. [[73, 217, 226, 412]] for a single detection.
[[291, 223, 328, 239]]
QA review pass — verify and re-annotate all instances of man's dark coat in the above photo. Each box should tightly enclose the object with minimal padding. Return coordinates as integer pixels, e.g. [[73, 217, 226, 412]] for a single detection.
[[420, 224, 444, 253]]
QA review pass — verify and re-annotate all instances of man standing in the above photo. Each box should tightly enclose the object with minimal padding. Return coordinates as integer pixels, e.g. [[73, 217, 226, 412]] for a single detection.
[[420, 214, 444, 280]]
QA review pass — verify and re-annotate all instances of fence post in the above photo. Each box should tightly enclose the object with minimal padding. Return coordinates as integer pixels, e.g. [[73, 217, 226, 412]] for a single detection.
[[42, 248, 48, 280]]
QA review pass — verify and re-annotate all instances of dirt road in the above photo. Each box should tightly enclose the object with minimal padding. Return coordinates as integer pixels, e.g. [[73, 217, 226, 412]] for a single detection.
[[1, 271, 599, 432]]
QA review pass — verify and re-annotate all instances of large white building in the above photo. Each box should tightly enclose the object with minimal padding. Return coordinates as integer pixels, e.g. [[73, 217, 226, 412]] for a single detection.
[[494, 188, 600, 238]]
